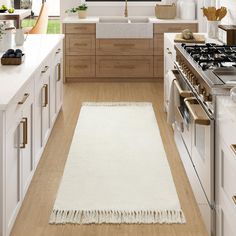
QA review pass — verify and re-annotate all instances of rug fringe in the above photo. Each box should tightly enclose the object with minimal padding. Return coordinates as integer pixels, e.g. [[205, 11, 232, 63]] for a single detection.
[[82, 102, 152, 107], [49, 209, 186, 224]]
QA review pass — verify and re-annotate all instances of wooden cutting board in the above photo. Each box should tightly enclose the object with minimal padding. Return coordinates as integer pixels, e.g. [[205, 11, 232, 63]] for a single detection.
[[174, 34, 206, 43]]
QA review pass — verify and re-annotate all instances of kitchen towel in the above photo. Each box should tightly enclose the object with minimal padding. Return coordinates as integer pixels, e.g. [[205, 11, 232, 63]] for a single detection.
[[50, 102, 186, 224]]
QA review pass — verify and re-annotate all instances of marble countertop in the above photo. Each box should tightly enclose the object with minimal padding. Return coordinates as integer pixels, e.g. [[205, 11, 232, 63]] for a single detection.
[[62, 16, 198, 24], [0, 34, 64, 110]]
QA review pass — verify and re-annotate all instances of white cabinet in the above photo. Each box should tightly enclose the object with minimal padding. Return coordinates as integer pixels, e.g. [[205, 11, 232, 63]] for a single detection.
[[5, 79, 34, 236], [163, 34, 176, 112], [216, 96, 236, 236], [50, 42, 63, 126], [0, 36, 64, 236]]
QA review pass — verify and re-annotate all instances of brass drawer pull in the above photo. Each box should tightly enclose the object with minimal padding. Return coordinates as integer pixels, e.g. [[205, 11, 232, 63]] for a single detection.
[[18, 93, 29, 105], [114, 65, 135, 69], [230, 144, 236, 155], [56, 48, 61, 54], [57, 63, 61, 82], [20, 117, 28, 149], [233, 196, 236, 205], [113, 43, 135, 47], [75, 65, 88, 69], [173, 79, 192, 98], [41, 66, 49, 74], [42, 84, 49, 107], [75, 27, 86, 30], [184, 97, 210, 126], [74, 43, 88, 47]]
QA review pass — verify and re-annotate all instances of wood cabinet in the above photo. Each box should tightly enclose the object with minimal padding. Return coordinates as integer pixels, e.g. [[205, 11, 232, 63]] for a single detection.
[[96, 56, 153, 77], [63, 22, 198, 81], [96, 39, 153, 56], [64, 23, 96, 80]]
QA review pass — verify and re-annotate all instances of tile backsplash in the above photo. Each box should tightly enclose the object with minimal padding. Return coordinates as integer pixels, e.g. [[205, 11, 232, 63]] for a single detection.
[[219, 0, 236, 24]]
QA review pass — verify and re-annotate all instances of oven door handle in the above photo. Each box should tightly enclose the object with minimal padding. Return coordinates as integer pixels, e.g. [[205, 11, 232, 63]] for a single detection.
[[184, 97, 211, 126], [173, 79, 193, 98]]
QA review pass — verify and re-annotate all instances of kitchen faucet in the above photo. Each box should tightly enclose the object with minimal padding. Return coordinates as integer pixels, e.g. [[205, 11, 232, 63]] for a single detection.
[[124, 0, 128, 17]]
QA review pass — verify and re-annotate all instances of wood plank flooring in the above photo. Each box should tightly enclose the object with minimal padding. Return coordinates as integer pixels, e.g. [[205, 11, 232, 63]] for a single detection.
[[10, 82, 208, 236]]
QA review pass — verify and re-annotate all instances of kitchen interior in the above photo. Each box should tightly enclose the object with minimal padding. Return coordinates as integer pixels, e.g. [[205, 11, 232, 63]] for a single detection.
[[0, 0, 236, 236]]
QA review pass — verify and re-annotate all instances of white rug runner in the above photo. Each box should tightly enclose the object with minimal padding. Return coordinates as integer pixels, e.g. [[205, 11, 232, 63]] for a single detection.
[[50, 102, 185, 224]]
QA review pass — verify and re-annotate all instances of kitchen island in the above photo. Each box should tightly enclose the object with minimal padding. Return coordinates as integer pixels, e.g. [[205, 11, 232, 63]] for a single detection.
[[0, 34, 64, 236]]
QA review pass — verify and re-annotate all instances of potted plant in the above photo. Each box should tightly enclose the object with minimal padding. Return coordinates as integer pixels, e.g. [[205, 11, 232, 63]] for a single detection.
[[77, 4, 88, 19]]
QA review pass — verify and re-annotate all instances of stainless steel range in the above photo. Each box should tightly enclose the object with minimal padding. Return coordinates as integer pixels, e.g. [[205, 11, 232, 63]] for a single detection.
[[172, 43, 236, 236]]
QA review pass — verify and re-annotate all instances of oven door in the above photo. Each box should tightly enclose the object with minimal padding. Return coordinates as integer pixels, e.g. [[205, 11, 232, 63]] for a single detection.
[[184, 97, 214, 205], [172, 70, 193, 154]]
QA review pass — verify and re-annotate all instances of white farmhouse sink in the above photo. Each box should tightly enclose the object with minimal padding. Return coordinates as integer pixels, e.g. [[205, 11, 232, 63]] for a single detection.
[[96, 17, 153, 39]]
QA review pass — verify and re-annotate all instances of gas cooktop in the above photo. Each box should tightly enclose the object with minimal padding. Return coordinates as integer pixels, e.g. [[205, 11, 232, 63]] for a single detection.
[[182, 43, 236, 71]]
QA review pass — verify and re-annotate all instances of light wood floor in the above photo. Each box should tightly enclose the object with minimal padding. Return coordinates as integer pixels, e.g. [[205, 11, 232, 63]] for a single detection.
[[11, 82, 208, 236]]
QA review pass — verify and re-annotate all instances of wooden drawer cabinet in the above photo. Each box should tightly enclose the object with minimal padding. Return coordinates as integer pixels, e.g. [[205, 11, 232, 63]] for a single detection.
[[66, 35, 95, 55], [65, 23, 95, 34], [96, 39, 153, 56], [96, 56, 153, 77], [154, 56, 164, 78], [154, 23, 198, 34], [154, 34, 164, 56], [66, 56, 95, 78]]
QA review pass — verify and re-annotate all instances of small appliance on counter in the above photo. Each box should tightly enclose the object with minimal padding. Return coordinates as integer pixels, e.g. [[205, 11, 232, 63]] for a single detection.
[[218, 25, 236, 45]]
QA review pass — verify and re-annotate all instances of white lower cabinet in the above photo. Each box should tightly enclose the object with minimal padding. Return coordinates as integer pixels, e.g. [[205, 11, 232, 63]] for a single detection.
[[5, 80, 34, 236], [0, 39, 63, 236]]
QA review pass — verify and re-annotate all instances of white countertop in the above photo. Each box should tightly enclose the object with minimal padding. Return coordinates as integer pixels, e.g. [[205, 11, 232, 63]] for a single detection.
[[62, 16, 198, 24], [0, 34, 64, 111], [164, 33, 221, 45], [0, 9, 31, 19]]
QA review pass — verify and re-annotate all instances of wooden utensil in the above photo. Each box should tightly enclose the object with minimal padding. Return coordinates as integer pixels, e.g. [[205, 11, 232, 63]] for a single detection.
[[218, 7, 227, 20]]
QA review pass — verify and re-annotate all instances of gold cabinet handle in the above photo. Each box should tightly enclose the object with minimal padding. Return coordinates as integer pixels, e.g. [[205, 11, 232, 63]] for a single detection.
[[74, 43, 88, 47], [233, 196, 236, 205], [18, 93, 29, 105], [230, 144, 236, 155], [173, 79, 192, 98], [184, 97, 210, 125], [57, 63, 61, 82], [114, 65, 135, 69], [113, 43, 135, 47], [42, 84, 49, 107], [20, 117, 28, 149], [41, 66, 49, 74], [56, 48, 61, 54]]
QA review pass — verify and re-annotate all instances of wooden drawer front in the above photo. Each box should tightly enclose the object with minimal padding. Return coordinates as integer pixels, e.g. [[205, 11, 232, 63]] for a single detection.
[[154, 23, 198, 34], [66, 35, 95, 55], [65, 24, 95, 34], [154, 56, 164, 78], [66, 56, 95, 77], [154, 34, 164, 56], [96, 56, 153, 77], [6, 78, 34, 132], [219, 138, 236, 209], [96, 39, 153, 56]]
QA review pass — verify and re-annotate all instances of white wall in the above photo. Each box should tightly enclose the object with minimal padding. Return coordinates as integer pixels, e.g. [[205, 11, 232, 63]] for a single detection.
[[33, 0, 60, 16], [0, 0, 11, 7], [218, 0, 236, 24]]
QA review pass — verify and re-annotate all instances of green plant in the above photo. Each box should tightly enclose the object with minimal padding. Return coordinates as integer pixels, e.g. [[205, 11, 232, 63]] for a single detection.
[[65, 4, 88, 13], [78, 4, 88, 11]]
